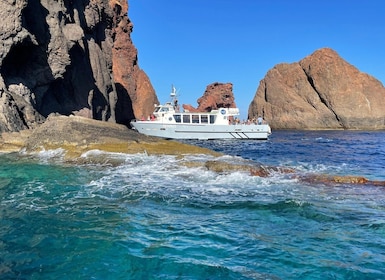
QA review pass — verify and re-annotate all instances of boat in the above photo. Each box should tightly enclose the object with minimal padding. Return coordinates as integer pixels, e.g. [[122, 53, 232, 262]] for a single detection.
[[130, 86, 271, 140]]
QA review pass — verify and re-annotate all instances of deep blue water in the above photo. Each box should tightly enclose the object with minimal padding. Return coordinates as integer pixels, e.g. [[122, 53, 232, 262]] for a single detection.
[[1, 130, 385, 279]]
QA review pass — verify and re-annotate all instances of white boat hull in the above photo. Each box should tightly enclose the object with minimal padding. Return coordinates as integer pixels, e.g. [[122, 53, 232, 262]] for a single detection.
[[131, 121, 271, 140]]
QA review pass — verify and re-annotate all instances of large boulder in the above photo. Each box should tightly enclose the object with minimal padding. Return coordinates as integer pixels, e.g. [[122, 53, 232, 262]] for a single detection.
[[183, 82, 236, 112], [0, 0, 156, 132], [248, 48, 385, 129]]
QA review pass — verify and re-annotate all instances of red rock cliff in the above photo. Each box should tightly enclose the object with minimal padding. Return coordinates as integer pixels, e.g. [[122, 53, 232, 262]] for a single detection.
[[183, 82, 236, 112], [248, 48, 385, 129], [111, 1, 158, 121]]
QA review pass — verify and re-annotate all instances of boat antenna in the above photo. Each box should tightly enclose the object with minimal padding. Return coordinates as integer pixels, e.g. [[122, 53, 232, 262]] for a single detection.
[[170, 84, 180, 102], [170, 84, 180, 111], [170, 84, 177, 97]]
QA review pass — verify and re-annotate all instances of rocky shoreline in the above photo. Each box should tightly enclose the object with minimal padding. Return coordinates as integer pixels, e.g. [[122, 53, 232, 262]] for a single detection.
[[1, 114, 384, 188], [0, 115, 220, 158]]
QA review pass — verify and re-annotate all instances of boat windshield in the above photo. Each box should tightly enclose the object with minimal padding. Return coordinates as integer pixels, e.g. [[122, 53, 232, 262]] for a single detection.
[[160, 107, 169, 112], [154, 106, 170, 113]]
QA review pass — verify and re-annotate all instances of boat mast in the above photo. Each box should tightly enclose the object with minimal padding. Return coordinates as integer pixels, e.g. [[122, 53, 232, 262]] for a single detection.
[[170, 84, 179, 112]]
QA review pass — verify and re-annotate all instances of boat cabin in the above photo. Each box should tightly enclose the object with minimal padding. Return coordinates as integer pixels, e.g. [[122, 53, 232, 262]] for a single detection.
[[151, 102, 240, 126]]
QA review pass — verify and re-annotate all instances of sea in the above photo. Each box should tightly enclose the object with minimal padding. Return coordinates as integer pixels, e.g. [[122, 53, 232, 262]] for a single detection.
[[1, 130, 384, 279]]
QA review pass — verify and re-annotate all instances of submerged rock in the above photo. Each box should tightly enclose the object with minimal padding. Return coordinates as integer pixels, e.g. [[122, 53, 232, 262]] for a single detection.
[[297, 174, 385, 187], [203, 160, 385, 187]]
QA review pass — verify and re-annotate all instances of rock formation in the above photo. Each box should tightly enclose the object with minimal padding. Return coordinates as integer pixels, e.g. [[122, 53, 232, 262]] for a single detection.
[[0, 114, 220, 158], [0, 0, 157, 133], [248, 48, 385, 129], [111, 0, 158, 122], [183, 82, 236, 112]]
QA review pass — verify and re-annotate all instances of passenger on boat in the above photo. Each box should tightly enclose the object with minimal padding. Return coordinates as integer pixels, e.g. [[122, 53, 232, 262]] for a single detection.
[[173, 99, 180, 112], [257, 116, 263, 125]]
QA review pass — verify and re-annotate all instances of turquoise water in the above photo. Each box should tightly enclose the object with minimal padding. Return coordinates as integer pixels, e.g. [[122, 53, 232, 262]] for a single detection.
[[1, 131, 385, 279]]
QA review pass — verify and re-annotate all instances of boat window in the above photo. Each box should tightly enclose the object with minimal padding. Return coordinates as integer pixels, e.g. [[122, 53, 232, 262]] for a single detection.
[[210, 115, 216, 124], [160, 107, 169, 112], [192, 115, 199, 123], [183, 115, 190, 123], [201, 115, 208, 124], [174, 114, 181, 123], [154, 107, 161, 113]]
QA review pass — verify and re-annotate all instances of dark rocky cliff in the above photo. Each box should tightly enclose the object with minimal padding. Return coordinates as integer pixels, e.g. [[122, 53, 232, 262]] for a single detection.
[[248, 48, 385, 130], [0, 0, 157, 133]]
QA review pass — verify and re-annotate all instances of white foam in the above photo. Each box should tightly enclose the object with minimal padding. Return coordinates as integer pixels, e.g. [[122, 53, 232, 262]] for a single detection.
[[78, 151, 303, 205], [20, 147, 67, 163], [11, 149, 305, 204], [80, 149, 132, 159]]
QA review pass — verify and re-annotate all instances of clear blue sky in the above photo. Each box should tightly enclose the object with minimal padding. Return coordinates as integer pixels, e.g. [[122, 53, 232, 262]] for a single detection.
[[129, 0, 384, 119]]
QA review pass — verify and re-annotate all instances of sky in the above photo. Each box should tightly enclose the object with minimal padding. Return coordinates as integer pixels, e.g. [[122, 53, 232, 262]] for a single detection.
[[128, 0, 385, 119]]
